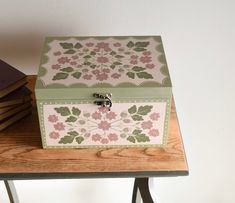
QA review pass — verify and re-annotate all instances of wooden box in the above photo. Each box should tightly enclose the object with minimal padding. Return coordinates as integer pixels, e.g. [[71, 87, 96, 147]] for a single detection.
[[35, 36, 172, 148]]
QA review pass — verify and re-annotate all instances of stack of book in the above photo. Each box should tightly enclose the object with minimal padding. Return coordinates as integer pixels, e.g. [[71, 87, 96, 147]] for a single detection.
[[0, 60, 32, 131]]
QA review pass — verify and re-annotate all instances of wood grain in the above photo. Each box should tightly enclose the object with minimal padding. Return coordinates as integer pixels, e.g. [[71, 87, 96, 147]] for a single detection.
[[0, 76, 188, 179]]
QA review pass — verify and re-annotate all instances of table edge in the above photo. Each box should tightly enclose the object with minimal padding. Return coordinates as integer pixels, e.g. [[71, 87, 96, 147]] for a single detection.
[[0, 170, 189, 180]]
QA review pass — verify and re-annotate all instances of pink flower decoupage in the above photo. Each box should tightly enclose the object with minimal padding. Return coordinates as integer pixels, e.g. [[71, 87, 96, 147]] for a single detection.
[[49, 39, 155, 83], [48, 103, 162, 145]]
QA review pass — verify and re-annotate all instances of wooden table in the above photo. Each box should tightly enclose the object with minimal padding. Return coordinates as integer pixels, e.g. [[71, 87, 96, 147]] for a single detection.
[[0, 76, 188, 203]]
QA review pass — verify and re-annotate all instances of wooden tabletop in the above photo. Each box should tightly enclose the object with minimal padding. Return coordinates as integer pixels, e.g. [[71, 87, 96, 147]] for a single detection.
[[0, 76, 188, 180]]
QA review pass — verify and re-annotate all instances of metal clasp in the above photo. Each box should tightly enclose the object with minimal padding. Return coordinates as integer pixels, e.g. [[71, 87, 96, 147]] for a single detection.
[[93, 93, 112, 111]]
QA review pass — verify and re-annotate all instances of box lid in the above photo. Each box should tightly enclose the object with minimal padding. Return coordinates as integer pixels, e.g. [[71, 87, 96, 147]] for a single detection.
[[35, 36, 172, 100]]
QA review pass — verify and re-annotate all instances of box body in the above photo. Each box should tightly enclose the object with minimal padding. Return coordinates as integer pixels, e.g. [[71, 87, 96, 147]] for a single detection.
[[35, 36, 172, 148]]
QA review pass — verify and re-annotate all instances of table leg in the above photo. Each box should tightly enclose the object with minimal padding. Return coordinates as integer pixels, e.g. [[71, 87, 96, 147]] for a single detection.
[[4, 180, 19, 203], [132, 178, 155, 203]]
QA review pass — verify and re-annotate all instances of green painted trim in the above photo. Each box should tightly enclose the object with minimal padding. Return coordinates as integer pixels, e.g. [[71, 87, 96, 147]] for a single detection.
[[37, 98, 170, 149], [35, 35, 172, 92], [35, 87, 172, 100]]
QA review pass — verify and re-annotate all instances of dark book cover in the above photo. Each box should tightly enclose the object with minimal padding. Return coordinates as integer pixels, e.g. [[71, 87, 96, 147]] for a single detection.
[[0, 59, 27, 97], [0, 107, 31, 131], [0, 86, 32, 108]]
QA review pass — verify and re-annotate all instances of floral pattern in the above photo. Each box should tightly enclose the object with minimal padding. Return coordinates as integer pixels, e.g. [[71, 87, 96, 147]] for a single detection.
[[45, 103, 165, 146], [40, 37, 168, 87]]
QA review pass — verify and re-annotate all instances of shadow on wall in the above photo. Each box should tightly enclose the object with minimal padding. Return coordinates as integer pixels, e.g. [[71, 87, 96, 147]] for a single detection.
[[0, 31, 44, 74]]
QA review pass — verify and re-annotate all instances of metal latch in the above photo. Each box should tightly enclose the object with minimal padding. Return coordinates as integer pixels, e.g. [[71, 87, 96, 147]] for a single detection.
[[93, 93, 112, 111]]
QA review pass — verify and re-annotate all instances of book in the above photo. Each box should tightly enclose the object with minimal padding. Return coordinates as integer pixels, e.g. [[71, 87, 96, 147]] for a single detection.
[[0, 108, 31, 131], [0, 59, 27, 98], [0, 86, 32, 108], [0, 101, 31, 121]]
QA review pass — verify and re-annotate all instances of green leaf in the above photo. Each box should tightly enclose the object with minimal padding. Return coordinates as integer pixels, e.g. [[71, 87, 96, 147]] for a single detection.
[[72, 107, 81, 116], [90, 64, 96, 69], [131, 115, 143, 121], [133, 47, 146, 52], [90, 51, 96, 55], [136, 72, 153, 79], [59, 135, 75, 144], [132, 129, 142, 135], [110, 51, 116, 55], [83, 61, 91, 66], [74, 42, 83, 49], [84, 55, 92, 59], [115, 55, 124, 58], [64, 49, 76, 54], [126, 72, 135, 79], [127, 41, 135, 48], [110, 65, 116, 69], [72, 72, 82, 79], [68, 131, 79, 136], [75, 136, 84, 144], [137, 105, 153, 116], [128, 105, 137, 114], [54, 107, 71, 116], [135, 42, 149, 47], [113, 62, 122, 66], [52, 72, 69, 80], [132, 66, 145, 72], [60, 67, 74, 72], [59, 42, 73, 49], [65, 116, 77, 122], [127, 136, 136, 143], [135, 134, 150, 142]]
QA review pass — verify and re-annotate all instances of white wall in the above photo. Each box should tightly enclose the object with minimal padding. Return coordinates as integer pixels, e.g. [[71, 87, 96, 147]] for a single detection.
[[0, 0, 235, 202]]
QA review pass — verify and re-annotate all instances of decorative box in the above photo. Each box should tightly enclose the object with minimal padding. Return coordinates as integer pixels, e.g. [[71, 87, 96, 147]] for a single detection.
[[35, 36, 172, 148]]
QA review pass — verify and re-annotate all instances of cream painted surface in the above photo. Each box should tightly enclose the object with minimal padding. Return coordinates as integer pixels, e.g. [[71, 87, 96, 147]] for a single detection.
[[0, 0, 235, 203]]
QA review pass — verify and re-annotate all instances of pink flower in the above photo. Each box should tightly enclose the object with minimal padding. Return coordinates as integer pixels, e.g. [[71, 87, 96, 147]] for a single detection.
[[106, 112, 117, 120], [150, 113, 160, 120], [51, 64, 61, 70], [58, 57, 70, 64], [48, 115, 58, 122], [141, 121, 153, 129], [98, 121, 111, 131], [53, 51, 61, 56], [96, 42, 109, 49], [131, 55, 138, 59], [108, 133, 118, 141], [49, 131, 60, 139], [86, 42, 94, 47], [146, 64, 155, 69], [104, 47, 112, 52], [92, 111, 102, 120], [70, 61, 77, 65], [92, 69, 100, 75], [92, 133, 101, 141], [113, 42, 121, 47], [83, 74, 93, 80], [130, 60, 138, 65], [96, 73, 108, 81], [98, 106, 108, 114], [101, 138, 109, 144], [140, 56, 152, 63], [148, 129, 159, 137], [111, 73, 121, 79], [102, 68, 110, 73], [143, 51, 151, 56], [72, 55, 79, 60], [97, 56, 109, 63], [54, 122, 65, 131]]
